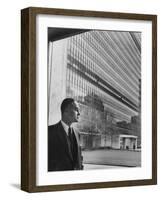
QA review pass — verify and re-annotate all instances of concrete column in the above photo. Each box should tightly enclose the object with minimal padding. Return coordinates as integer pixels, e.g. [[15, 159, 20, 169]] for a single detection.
[[48, 38, 68, 125], [135, 138, 138, 149]]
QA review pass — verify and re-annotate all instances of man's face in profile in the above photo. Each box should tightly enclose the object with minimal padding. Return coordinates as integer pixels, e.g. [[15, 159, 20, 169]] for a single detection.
[[66, 101, 80, 123]]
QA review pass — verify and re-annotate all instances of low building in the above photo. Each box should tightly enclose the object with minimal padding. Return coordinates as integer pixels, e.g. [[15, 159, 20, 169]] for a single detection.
[[79, 132, 137, 150], [112, 134, 138, 150]]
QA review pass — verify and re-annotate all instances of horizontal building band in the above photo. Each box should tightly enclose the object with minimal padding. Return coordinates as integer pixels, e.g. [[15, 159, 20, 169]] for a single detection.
[[70, 33, 140, 104], [67, 56, 138, 112], [70, 45, 140, 101]]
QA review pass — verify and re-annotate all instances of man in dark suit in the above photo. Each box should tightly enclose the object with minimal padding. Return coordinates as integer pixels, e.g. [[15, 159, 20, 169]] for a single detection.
[[48, 98, 83, 171]]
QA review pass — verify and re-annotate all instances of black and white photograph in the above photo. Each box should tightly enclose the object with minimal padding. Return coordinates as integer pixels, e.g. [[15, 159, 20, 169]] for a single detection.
[[21, 7, 157, 192], [48, 28, 141, 172]]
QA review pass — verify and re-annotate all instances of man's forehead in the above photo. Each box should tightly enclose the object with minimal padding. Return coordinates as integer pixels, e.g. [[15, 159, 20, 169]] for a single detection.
[[71, 101, 79, 109], [73, 101, 79, 108]]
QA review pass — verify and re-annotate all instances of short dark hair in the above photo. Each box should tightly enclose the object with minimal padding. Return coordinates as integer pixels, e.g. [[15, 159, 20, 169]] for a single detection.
[[61, 98, 75, 115]]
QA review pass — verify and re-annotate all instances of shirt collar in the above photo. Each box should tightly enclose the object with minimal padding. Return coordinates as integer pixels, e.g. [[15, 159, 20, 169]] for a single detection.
[[61, 120, 72, 135]]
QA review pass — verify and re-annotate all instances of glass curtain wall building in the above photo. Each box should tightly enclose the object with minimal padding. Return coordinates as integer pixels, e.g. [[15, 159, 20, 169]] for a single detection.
[[48, 30, 141, 150]]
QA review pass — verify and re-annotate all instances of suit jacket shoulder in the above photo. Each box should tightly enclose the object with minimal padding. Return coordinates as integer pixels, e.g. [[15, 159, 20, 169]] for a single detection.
[[48, 121, 60, 132], [48, 121, 63, 139]]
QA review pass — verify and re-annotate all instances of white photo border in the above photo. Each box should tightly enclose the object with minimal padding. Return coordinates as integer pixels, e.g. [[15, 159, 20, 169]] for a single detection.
[[36, 14, 152, 186]]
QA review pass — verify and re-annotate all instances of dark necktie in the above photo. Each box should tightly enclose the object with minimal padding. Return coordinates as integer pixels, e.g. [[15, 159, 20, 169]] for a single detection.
[[68, 127, 78, 166], [68, 127, 73, 153]]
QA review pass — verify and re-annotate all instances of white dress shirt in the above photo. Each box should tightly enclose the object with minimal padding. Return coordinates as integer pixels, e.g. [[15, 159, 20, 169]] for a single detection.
[[61, 120, 72, 136]]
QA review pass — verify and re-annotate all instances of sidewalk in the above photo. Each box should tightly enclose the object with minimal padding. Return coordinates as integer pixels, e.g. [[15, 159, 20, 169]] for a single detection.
[[83, 163, 127, 170], [82, 149, 141, 167]]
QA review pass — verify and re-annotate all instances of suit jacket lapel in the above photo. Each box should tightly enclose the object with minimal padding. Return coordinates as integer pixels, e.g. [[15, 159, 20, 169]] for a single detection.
[[72, 127, 81, 168], [57, 121, 73, 162], [72, 128, 79, 147]]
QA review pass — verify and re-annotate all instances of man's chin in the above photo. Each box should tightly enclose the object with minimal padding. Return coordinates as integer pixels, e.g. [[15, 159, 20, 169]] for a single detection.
[[72, 120, 78, 123]]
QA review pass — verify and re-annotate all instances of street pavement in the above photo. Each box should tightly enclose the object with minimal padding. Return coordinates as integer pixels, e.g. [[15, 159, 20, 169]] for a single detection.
[[83, 164, 125, 170], [82, 149, 141, 170]]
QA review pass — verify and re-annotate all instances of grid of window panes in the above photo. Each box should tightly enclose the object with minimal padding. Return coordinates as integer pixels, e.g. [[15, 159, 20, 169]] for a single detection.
[[65, 30, 141, 133]]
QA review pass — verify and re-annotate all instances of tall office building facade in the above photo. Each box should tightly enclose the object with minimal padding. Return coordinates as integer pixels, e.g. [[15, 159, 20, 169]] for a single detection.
[[48, 30, 141, 149]]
